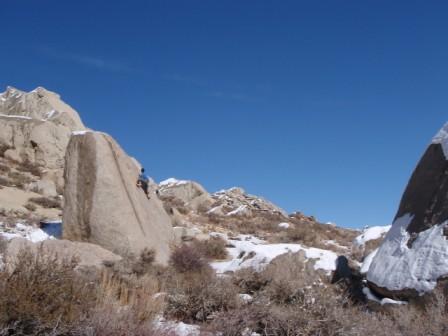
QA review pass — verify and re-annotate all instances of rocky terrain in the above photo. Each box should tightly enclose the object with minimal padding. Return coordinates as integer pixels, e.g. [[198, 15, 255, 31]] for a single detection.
[[0, 86, 446, 336]]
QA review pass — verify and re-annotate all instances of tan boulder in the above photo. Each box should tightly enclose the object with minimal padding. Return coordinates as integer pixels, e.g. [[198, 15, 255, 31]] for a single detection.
[[28, 179, 58, 197], [62, 131, 174, 264], [0, 86, 86, 190], [158, 178, 214, 211], [5, 237, 122, 271], [3, 149, 21, 162]]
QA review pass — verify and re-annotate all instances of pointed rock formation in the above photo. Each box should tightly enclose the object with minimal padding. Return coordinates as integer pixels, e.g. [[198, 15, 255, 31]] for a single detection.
[[367, 123, 448, 298], [62, 131, 174, 264]]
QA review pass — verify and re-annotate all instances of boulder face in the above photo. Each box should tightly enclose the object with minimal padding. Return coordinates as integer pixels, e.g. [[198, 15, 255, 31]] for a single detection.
[[62, 131, 174, 264], [0, 86, 86, 189], [367, 123, 448, 298]]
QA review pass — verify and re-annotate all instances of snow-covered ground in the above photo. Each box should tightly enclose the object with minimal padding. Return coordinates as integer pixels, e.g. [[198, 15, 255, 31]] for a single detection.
[[210, 233, 337, 274], [354, 225, 391, 246], [0, 222, 53, 243], [154, 316, 200, 336]]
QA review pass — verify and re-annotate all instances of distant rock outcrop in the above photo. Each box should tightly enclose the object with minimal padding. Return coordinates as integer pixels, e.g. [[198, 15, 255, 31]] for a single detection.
[[62, 131, 174, 264], [209, 187, 288, 218], [0, 86, 86, 190], [367, 123, 448, 298], [158, 178, 214, 212]]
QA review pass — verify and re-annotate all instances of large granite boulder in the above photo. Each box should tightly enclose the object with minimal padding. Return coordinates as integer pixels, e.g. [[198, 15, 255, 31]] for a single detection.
[[0, 86, 86, 190], [62, 131, 174, 264], [367, 123, 448, 298]]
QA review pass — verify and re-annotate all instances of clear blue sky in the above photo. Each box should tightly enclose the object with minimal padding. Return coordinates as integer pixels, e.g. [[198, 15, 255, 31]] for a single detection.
[[1, 1, 447, 228]]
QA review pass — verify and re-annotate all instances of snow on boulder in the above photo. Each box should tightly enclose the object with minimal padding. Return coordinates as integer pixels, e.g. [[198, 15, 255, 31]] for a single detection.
[[367, 122, 448, 297], [354, 225, 390, 246], [360, 248, 378, 274]]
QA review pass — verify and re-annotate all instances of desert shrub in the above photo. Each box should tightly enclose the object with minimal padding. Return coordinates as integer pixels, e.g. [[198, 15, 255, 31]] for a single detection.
[[192, 236, 228, 260], [131, 248, 156, 275], [28, 196, 61, 209], [165, 272, 239, 323], [232, 268, 268, 294], [0, 163, 10, 175], [0, 176, 10, 187], [15, 160, 41, 177], [75, 306, 167, 336], [170, 244, 209, 274], [284, 224, 319, 245], [7, 171, 32, 189], [24, 202, 37, 212], [0, 144, 11, 158], [0, 248, 95, 328]]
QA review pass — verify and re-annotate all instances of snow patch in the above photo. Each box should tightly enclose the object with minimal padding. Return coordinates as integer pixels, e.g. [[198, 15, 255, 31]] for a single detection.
[[0, 223, 53, 243], [362, 287, 407, 305], [72, 130, 89, 135], [432, 122, 448, 159], [154, 316, 200, 336], [0, 113, 32, 120], [367, 213, 448, 293], [159, 178, 189, 187], [354, 225, 391, 246], [211, 234, 337, 274], [239, 293, 253, 303], [278, 222, 290, 229], [226, 205, 249, 216]]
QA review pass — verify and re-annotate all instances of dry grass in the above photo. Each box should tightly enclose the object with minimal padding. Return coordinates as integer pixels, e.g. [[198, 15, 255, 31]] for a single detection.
[[130, 247, 156, 275], [274, 220, 358, 251], [0, 176, 11, 187], [24, 202, 37, 212], [0, 144, 11, 158], [0, 163, 10, 175], [0, 246, 168, 335], [7, 171, 33, 189], [29, 196, 61, 209], [15, 160, 42, 177]]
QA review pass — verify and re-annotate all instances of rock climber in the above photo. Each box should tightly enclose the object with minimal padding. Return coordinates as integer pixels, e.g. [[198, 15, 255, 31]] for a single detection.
[[137, 167, 150, 199]]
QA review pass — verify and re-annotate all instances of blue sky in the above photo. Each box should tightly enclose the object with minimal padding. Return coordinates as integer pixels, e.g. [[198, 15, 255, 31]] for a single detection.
[[1, 1, 447, 228]]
